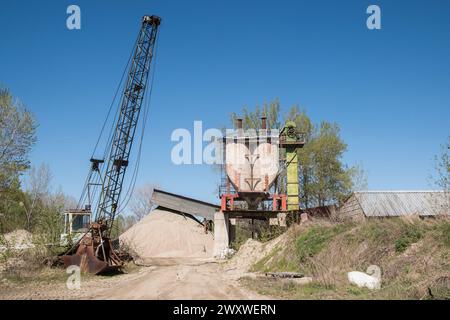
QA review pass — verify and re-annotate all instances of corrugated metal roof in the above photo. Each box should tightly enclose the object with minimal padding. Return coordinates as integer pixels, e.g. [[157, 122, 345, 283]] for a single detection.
[[151, 188, 219, 220], [353, 191, 450, 217]]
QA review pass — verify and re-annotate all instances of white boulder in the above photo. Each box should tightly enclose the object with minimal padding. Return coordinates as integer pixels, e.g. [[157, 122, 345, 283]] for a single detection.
[[348, 265, 381, 290]]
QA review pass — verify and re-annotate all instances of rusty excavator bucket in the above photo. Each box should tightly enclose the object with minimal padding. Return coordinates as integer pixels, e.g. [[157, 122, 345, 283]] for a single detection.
[[62, 224, 123, 274]]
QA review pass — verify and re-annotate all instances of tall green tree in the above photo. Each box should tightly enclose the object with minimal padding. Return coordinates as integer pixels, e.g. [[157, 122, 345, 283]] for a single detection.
[[307, 122, 352, 206], [0, 87, 37, 233], [0, 87, 37, 189], [230, 99, 281, 130], [22, 163, 52, 231], [229, 100, 360, 208]]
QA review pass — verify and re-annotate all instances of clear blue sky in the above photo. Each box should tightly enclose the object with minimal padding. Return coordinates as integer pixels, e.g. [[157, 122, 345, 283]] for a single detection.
[[1, 0, 449, 204]]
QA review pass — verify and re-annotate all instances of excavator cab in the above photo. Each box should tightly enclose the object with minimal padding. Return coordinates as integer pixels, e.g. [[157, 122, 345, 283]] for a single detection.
[[60, 209, 91, 246]]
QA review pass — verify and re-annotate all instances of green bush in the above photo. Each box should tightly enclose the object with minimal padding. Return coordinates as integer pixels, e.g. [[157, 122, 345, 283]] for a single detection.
[[258, 225, 285, 243], [395, 223, 423, 253]]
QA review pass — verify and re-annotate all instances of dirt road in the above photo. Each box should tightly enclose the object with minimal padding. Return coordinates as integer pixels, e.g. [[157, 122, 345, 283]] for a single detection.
[[0, 259, 269, 300], [90, 259, 267, 300]]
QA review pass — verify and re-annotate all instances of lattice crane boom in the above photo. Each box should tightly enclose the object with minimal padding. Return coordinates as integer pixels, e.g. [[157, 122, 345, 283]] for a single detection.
[[97, 15, 160, 236], [62, 15, 161, 274]]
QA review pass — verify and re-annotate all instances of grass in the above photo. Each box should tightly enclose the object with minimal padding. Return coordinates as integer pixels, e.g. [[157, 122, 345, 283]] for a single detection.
[[230, 226, 252, 251], [240, 277, 338, 300], [295, 223, 351, 263], [436, 220, 450, 246], [231, 223, 286, 251], [252, 247, 281, 272], [346, 285, 372, 297], [2, 265, 77, 285], [395, 227, 423, 253], [243, 217, 450, 300], [251, 222, 353, 274]]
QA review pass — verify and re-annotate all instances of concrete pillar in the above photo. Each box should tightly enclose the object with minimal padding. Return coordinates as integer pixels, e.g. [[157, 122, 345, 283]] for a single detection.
[[277, 212, 287, 227], [229, 218, 236, 245], [300, 212, 309, 224], [213, 211, 230, 257]]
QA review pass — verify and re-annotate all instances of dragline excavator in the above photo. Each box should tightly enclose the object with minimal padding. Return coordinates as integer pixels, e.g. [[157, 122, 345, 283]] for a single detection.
[[62, 15, 161, 274]]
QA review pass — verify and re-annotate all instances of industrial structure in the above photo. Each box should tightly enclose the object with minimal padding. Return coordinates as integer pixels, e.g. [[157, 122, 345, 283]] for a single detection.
[[151, 188, 219, 221], [148, 117, 306, 257], [62, 15, 161, 274], [219, 117, 304, 213], [59, 14, 306, 267], [214, 116, 305, 255]]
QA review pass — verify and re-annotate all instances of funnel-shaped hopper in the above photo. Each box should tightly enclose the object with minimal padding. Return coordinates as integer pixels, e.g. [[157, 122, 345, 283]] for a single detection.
[[225, 136, 279, 208]]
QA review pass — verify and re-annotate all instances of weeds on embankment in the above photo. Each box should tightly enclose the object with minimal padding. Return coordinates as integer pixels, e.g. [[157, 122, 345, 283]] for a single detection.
[[244, 216, 450, 299]]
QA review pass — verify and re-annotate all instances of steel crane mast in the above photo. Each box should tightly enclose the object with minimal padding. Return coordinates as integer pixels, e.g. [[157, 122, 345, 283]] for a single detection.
[[62, 15, 161, 274], [98, 15, 160, 236]]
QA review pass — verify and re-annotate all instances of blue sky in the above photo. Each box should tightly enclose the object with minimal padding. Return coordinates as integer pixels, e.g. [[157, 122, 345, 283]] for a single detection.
[[0, 0, 449, 205]]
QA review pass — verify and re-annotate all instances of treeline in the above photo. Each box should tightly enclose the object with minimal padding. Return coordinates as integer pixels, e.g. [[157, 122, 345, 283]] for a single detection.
[[0, 86, 152, 242], [0, 87, 74, 243], [231, 99, 449, 209]]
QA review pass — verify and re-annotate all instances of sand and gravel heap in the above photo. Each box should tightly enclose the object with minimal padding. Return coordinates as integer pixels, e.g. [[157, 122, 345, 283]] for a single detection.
[[120, 208, 213, 261], [0, 229, 35, 274], [1, 229, 34, 251], [224, 230, 289, 279]]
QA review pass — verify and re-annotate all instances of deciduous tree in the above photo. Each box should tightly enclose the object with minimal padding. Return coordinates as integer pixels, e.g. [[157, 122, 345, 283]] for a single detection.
[[129, 183, 155, 221], [0, 87, 37, 189], [229, 100, 361, 208]]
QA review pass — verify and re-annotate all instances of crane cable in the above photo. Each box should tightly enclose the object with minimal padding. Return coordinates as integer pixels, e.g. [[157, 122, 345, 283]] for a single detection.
[[115, 35, 160, 216], [76, 34, 139, 210], [107, 36, 160, 236], [79, 29, 159, 224]]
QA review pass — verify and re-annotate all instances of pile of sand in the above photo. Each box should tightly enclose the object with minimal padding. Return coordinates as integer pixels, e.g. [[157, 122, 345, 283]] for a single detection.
[[1, 229, 34, 251], [226, 230, 289, 276], [119, 208, 213, 261], [3, 229, 32, 244], [227, 239, 264, 273], [0, 230, 34, 274]]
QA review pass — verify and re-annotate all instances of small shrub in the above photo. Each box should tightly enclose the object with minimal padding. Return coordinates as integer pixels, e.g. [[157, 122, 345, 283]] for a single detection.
[[230, 230, 251, 251], [230, 224, 253, 251], [259, 225, 285, 243], [395, 224, 423, 253]]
